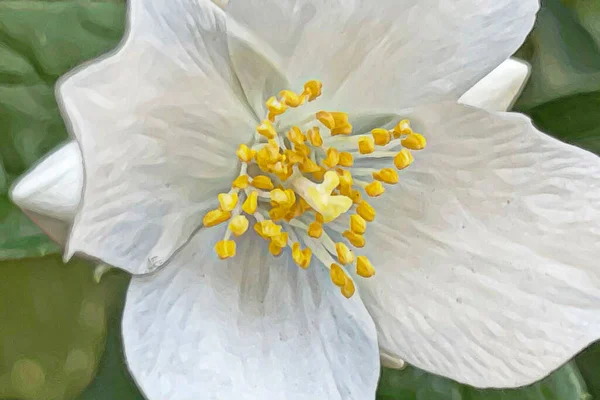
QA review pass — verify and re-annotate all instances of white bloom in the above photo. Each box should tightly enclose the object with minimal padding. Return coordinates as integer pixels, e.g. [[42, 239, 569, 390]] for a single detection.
[[11, 1, 600, 399]]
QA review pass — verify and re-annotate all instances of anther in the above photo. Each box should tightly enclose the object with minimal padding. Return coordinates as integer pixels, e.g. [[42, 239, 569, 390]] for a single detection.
[[203, 209, 231, 227], [372, 128, 391, 146], [336, 242, 354, 265], [401, 133, 427, 150], [356, 256, 376, 278], [358, 137, 375, 154], [215, 240, 236, 259], [229, 215, 249, 236], [394, 149, 414, 170]]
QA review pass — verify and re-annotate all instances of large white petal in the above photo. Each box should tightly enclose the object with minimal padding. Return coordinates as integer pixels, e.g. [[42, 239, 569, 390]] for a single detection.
[[58, 0, 257, 274], [225, 0, 538, 113], [458, 58, 531, 112], [357, 102, 600, 388], [123, 228, 380, 400]]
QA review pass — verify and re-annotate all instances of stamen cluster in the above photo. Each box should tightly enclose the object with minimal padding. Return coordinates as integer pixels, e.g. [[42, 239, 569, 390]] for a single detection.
[[203, 80, 426, 297]]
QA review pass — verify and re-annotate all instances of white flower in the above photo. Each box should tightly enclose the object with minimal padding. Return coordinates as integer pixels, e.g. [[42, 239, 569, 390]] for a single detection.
[[10, 1, 600, 399]]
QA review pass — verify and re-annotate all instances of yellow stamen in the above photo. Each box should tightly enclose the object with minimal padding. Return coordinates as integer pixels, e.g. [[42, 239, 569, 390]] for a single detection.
[[215, 240, 236, 259], [394, 149, 414, 170], [303, 80, 322, 101], [218, 192, 238, 212], [358, 137, 375, 154], [307, 127, 323, 146], [401, 133, 427, 150], [316, 111, 335, 129], [236, 144, 255, 163], [254, 220, 282, 239], [203, 209, 231, 227], [251, 175, 275, 190], [356, 256, 376, 278], [292, 242, 311, 269], [271, 232, 289, 248], [335, 242, 354, 265], [356, 201, 376, 222], [372, 128, 391, 146], [279, 90, 302, 107], [269, 241, 283, 256], [323, 147, 340, 168], [338, 152, 354, 167], [287, 126, 306, 145], [373, 168, 399, 184], [266, 96, 287, 117], [350, 214, 366, 234], [365, 181, 385, 197], [256, 119, 278, 140], [343, 230, 365, 248], [330, 263, 348, 287], [242, 191, 258, 214], [232, 175, 249, 189], [341, 278, 355, 298], [393, 119, 412, 138], [308, 221, 323, 238], [229, 215, 249, 236]]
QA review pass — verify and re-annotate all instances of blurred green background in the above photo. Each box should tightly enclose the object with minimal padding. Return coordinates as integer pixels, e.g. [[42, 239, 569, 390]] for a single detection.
[[0, 0, 599, 399]]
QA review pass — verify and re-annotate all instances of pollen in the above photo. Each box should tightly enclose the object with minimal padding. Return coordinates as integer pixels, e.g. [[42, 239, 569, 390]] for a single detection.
[[202, 80, 425, 298]]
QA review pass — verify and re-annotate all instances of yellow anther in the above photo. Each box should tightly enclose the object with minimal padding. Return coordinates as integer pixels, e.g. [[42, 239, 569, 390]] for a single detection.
[[323, 147, 340, 168], [251, 175, 274, 190], [279, 90, 302, 107], [242, 191, 258, 214], [294, 143, 311, 157], [307, 127, 323, 146], [271, 232, 289, 248], [254, 220, 282, 239], [401, 133, 427, 150], [338, 152, 354, 167], [322, 170, 340, 193], [284, 149, 305, 165], [358, 136, 375, 154], [298, 197, 312, 213], [393, 119, 412, 138], [236, 144, 256, 163], [335, 242, 354, 265], [303, 80, 322, 101], [350, 189, 362, 204], [394, 149, 414, 170], [269, 206, 287, 221], [330, 263, 348, 287], [270, 188, 288, 205], [308, 221, 323, 238], [350, 214, 367, 234], [315, 213, 324, 223], [215, 240, 236, 259], [266, 96, 288, 116], [287, 126, 306, 145], [331, 123, 353, 136], [372, 128, 391, 146], [373, 168, 399, 184], [299, 158, 321, 173], [203, 209, 231, 227], [356, 201, 376, 222], [365, 181, 385, 197], [343, 230, 365, 248], [341, 278, 356, 298], [232, 175, 249, 189], [337, 169, 353, 196], [316, 111, 335, 129], [218, 192, 238, 212], [312, 167, 327, 181], [256, 119, 278, 139], [356, 256, 376, 278], [269, 241, 283, 256], [229, 215, 249, 236], [292, 242, 312, 269]]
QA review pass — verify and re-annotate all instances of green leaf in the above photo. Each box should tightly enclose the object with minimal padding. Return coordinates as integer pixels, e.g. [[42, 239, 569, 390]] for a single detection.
[[576, 342, 600, 399], [521, 91, 600, 156], [0, 255, 131, 400], [0, 0, 126, 260], [377, 363, 590, 400]]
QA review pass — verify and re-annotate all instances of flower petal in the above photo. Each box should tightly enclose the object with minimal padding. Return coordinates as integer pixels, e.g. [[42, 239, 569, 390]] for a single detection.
[[123, 228, 380, 400], [10, 142, 82, 245], [225, 0, 538, 112], [459, 58, 531, 112], [59, 0, 257, 274], [358, 102, 600, 388]]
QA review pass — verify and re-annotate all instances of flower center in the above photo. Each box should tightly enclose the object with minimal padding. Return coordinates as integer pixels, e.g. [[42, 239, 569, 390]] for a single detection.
[[203, 80, 426, 298]]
